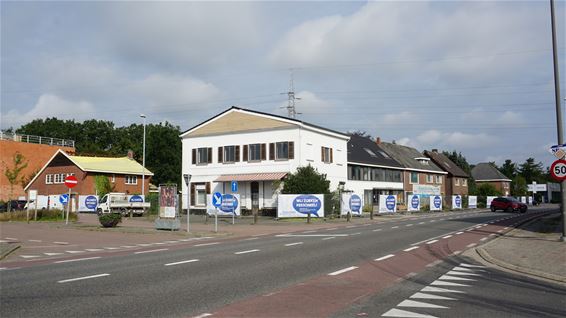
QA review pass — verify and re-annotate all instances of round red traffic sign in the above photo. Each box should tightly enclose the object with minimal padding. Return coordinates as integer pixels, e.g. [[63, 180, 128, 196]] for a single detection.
[[64, 175, 78, 188], [550, 159, 566, 181]]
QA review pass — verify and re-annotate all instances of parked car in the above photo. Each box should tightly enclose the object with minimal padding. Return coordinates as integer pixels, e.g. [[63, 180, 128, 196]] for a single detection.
[[490, 197, 527, 213], [0, 200, 27, 212]]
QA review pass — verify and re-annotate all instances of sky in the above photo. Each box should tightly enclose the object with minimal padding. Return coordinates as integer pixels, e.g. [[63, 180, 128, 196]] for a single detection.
[[1, 0, 565, 168]]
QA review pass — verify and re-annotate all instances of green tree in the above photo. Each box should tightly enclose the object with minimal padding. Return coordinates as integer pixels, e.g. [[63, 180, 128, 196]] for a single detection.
[[347, 130, 373, 139], [499, 159, 517, 179], [518, 158, 545, 184], [3, 152, 28, 212], [511, 175, 527, 196], [145, 122, 182, 186], [442, 150, 471, 174], [95, 175, 114, 198], [282, 165, 330, 194], [475, 183, 502, 197]]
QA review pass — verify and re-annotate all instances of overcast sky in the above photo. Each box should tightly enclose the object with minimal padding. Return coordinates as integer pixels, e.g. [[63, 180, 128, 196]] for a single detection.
[[1, 1, 564, 167]]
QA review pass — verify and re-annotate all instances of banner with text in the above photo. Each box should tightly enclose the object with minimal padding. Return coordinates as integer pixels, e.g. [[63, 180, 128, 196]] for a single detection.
[[452, 195, 462, 209], [278, 194, 324, 218], [340, 193, 363, 216], [207, 193, 241, 216], [378, 195, 397, 213], [159, 185, 177, 218], [468, 196, 477, 209], [78, 195, 99, 212], [407, 194, 421, 212], [430, 195, 443, 211]]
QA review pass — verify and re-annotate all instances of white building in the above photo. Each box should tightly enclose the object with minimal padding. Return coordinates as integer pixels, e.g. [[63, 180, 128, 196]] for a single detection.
[[180, 107, 350, 212]]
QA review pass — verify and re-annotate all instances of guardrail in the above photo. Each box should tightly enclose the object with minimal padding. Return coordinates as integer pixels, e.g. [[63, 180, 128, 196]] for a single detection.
[[0, 131, 75, 148]]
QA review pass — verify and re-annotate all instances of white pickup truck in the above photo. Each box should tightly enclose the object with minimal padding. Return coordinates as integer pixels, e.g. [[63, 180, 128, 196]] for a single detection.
[[96, 193, 150, 216]]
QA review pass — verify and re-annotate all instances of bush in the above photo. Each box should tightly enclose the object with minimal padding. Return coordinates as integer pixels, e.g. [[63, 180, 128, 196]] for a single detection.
[[99, 213, 122, 228], [0, 209, 76, 222]]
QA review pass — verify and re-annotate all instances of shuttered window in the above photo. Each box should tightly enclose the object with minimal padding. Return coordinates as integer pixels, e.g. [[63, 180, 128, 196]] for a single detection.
[[273, 141, 294, 160], [321, 147, 333, 163], [248, 144, 261, 161], [196, 147, 212, 164], [221, 145, 239, 163], [260, 143, 266, 160]]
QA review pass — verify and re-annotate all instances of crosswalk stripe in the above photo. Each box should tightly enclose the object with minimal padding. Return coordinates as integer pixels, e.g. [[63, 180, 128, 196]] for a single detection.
[[460, 263, 486, 268], [410, 292, 456, 300], [382, 308, 438, 317], [421, 286, 466, 294], [446, 271, 481, 276], [451, 266, 476, 272], [430, 280, 470, 287], [438, 275, 476, 281], [44, 252, 64, 256], [398, 300, 448, 309]]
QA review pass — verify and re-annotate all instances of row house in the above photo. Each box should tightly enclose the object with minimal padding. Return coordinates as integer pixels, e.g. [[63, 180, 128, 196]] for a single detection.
[[471, 163, 511, 196], [424, 149, 469, 197], [180, 107, 350, 212]]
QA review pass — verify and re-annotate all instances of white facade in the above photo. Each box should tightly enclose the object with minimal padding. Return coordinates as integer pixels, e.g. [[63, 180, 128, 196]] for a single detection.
[[180, 108, 349, 210]]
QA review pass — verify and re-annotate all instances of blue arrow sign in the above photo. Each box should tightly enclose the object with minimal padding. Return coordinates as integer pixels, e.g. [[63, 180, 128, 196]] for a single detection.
[[59, 194, 69, 205], [231, 181, 238, 192], [212, 192, 223, 207]]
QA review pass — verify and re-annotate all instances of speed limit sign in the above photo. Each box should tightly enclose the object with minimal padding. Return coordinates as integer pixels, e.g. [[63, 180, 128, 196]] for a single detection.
[[550, 159, 566, 181]]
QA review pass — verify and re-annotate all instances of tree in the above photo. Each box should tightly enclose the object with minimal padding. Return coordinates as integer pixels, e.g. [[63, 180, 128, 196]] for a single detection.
[[347, 130, 373, 139], [282, 165, 330, 194], [145, 122, 182, 186], [3, 152, 28, 212], [475, 183, 502, 197], [442, 150, 471, 174], [511, 175, 527, 196], [499, 159, 517, 179], [95, 175, 114, 198], [518, 158, 545, 184]]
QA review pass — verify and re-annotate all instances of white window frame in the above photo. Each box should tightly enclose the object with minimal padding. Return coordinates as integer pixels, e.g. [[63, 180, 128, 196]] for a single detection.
[[455, 178, 460, 186], [426, 174, 433, 183], [436, 175, 442, 184], [125, 175, 138, 185], [112, 174, 116, 183], [195, 185, 206, 206], [410, 172, 419, 184], [45, 174, 53, 184], [463, 179, 467, 186], [54, 173, 65, 184]]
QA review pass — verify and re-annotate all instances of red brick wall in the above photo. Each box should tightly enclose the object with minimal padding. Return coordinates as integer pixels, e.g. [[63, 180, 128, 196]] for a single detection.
[[0, 140, 74, 201], [403, 170, 446, 195], [447, 177, 469, 197]]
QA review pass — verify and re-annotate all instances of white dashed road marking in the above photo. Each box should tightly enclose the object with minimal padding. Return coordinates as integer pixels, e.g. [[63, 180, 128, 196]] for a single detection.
[[285, 242, 303, 247], [375, 254, 395, 261], [134, 248, 168, 254], [404, 246, 419, 252], [328, 266, 358, 276], [165, 259, 199, 266], [58, 273, 109, 284], [54, 257, 101, 264], [235, 249, 260, 255], [194, 242, 220, 247]]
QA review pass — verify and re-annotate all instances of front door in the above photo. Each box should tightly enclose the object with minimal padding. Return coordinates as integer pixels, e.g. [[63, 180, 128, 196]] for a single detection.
[[251, 182, 260, 210]]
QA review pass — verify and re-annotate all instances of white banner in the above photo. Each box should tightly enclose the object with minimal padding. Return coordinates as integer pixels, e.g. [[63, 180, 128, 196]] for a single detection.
[[486, 196, 497, 208], [430, 195, 443, 211], [207, 193, 241, 216], [407, 194, 421, 212], [413, 184, 441, 196], [78, 195, 99, 212], [520, 196, 527, 203], [452, 195, 462, 209], [340, 193, 363, 216], [379, 195, 397, 213], [277, 194, 324, 218], [468, 196, 477, 209]]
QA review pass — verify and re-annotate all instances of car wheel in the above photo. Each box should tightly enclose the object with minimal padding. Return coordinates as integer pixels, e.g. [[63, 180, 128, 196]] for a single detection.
[[490, 206, 496, 212]]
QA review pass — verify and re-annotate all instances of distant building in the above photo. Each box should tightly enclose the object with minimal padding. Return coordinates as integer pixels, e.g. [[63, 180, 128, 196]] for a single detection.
[[0, 132, 75, 201], [424, 149, 469, 198], [471, 163, 511, 196], [24, 149, 153, 200]]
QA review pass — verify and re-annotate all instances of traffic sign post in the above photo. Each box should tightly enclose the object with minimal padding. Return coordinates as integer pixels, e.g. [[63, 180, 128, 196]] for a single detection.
[[64, 175, 78, 225], [231, 181, 238, 192], [212, 192, 222, 233], [551, 160, 566, 182]]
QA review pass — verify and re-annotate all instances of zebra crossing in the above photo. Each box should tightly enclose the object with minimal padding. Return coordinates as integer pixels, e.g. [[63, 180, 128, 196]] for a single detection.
[[381, 263, 486, 318]]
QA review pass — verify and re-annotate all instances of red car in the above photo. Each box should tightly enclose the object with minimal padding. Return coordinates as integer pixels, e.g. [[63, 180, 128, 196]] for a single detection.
[[490, 197, 527, 213]]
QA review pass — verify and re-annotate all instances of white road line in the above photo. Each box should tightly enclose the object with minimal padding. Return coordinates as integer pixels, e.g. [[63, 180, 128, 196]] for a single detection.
[[418, 222, 425, 225], [53, 241, 69, 245], [404, 246, 419, 252], [192, 314, 213, 318], [452, 266, 476, 272], [104, 247, 119, 250], [20, 255, 40, 259], [241, 237, 258, 241], [375, 254, 395, 261], [442, 235, 453, 239], [351, 232, 361, 236], [85, 249, 104, 252], [120, 245, 137, 248], [460, 263, 486, 268], [381, 308, 439, 317], [134, 248, 168, 254], [194, 242, 220, 247], [480, 237, 488, 241], [5, 237, 18, 240], [58, 273, 110, 283], [430, 280, 470, 287], [446, 271, 481, 276], [326, 227, 337, 231], [322, 237, 336, 240], [235, 249, 260, 255], [429, 220, 436, 222], [391, 226, 399, 229], [153, 242, 166, 245], [397, 299, 448, 309], [455, 232, 464, 235], [165, 259, 199, 266], [421, 286, 466, 293], [406, 224, 414, 227], [276, 234, 348, 237], [328, 266, 358, 276], [410, 292, 456, 300], [285, 242, 303, 247], [54, 257, 101, 264], [438, 275, 476, 281], [466, 243, 477, 248], [426, 240, 438, 245], [28, 239, 42, 242], [66, 250, 85, 254], [302, 230, 317, 234], [137, 243, 153, 247], [44, 252, 64, 256], [373, 229, 383, 232]]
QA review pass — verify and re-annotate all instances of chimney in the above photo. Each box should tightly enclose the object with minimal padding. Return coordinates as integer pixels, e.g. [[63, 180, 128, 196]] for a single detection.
[[432, 149, 438, 153], [127, 150, 134, 160], [375, 137, 381, 144]]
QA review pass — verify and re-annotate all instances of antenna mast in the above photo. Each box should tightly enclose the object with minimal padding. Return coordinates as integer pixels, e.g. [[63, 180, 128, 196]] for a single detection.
[[284, 68, 300, 118]]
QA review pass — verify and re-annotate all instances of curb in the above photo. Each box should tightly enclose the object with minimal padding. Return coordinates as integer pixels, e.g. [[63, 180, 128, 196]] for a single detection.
[[475, 211, 566, 284], [0, 244, 21, 261]]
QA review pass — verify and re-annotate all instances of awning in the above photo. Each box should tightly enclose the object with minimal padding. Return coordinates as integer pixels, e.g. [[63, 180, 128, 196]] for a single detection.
[[215, 172, 288, 182]]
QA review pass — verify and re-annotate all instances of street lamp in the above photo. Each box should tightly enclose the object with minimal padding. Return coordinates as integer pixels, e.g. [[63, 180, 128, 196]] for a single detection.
[[140, 114, 146, 207], [183, 173, 192, 233]]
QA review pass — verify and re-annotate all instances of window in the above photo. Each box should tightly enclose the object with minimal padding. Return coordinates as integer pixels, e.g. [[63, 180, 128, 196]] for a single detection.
[[276, 142, 289, 159], [410, 172, 418, 184], [364, 148, 377, 158], [54, 173, 65, 184], [463, 179, 468, 186], [321, 147, 333, 163], [125, 175, 137, 185], [222, 145, 238, 163], [436, 175, 442, 184], [426, 174, 433, 183], [112, 174, 115, 183], [196, 188, 206, 206], [455, 178, 460, 186], [249, 144, 261, 161], [195, 147, 211, 164], [46, 174, 53, 184]]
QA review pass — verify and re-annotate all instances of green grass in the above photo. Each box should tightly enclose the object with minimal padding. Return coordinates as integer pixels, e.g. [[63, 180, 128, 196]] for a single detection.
[[0, 209, 77, 222]]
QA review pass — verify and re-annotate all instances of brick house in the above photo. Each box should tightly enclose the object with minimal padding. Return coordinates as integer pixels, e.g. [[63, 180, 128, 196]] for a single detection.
[[471, 163, 511, 196], [0, 132, 75, 201], [24, 149, 153, 200], [424, 149, 469, 197]]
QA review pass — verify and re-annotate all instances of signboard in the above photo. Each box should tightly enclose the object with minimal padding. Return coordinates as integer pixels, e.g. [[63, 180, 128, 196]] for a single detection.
[[128, 195, 144, 203], [64, 175, 78, 188], [430, 195, 442, 211], [78, 195, 99, 212], [452, 195, 462, 209], [231, 181, 238, 192], [520, 196, 527, 204], [549, 144, 566, 159], [468, 196, 477, 209], [412, 185, 441, 196], [29, 190, 37, 201], [206, 194, 241, 216], [407, 194, 421, 212], [527, 184, 547, 192], [379, 195, 397, 213], [159, 185, 177, 218], [59, 194, 69, 205], [277, 194, 324, 218], [550, 159, 566, 181], [486, 196, 497, 208], [212, 192, 222, 207], [528, 197, 533, 205], [340, 193, 363, 216]]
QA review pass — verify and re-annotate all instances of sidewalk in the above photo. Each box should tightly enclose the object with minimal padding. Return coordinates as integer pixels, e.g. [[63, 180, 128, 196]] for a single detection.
[[472, 212, 566, 284]]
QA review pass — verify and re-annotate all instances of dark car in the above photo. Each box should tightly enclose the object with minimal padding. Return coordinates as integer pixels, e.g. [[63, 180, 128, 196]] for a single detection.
[[0, 200, 27, 212], [490, 197, 527, 213]]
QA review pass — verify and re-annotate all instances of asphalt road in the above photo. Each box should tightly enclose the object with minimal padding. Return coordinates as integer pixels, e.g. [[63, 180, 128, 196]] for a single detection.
[[0, 207, 557, 317]]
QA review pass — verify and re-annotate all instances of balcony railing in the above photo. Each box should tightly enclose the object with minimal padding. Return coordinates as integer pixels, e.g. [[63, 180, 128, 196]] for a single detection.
[[0, 131, 75, 148]]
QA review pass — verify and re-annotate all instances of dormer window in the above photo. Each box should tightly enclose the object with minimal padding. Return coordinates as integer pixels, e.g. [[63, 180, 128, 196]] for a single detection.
[[415, 157, 430, 165]]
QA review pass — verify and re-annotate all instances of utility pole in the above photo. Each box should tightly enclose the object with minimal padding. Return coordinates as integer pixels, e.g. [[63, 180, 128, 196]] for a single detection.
[[549, 0, 565, 241], [283, 68, 300, 118]]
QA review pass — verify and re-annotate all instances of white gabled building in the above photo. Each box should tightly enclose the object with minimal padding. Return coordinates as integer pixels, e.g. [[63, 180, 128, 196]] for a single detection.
[[180, 107, 350, 212]]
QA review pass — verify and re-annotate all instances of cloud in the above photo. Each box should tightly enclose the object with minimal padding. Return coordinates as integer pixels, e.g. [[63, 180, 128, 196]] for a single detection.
[[1, 94, 95, 128], [416, 129, 497, 150], [273, 90, 334, 117], [381, 111, 417, 125]]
